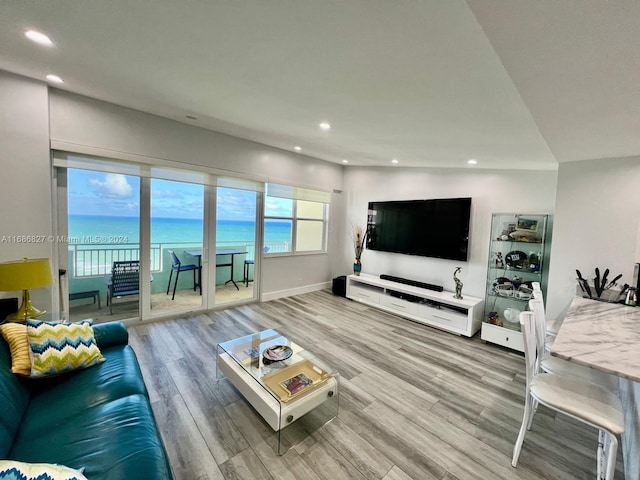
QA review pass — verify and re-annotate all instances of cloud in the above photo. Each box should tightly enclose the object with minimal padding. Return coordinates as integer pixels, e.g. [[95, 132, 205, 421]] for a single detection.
[[89, 174, 134, 198], [152, 189, 183, 199]]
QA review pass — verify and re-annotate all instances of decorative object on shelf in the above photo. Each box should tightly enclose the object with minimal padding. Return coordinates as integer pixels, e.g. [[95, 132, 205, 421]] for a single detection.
[[494, 252, 504, 268], [505, 250, 528, 270], [503, 307, 521, 323], [352, 224, 367, 276], [528, 252, 540, 272], [0, 258, 53, 323], [453, 267, 463, 299], [353, 259, 362, 276], [515, 285, 533, 300]]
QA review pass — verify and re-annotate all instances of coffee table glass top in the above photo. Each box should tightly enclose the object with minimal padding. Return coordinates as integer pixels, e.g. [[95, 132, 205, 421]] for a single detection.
[[217, 329, 333, 402]]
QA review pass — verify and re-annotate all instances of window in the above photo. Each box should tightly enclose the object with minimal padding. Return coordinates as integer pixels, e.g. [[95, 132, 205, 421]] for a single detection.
[[264, 185, 329, 254]]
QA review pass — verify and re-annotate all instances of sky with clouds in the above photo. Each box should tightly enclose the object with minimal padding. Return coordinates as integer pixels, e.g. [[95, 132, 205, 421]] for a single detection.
[[67, 169, 271, 221]]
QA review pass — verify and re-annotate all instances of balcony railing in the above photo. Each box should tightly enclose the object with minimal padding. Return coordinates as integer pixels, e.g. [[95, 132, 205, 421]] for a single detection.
[[69, 240, 290, 278]]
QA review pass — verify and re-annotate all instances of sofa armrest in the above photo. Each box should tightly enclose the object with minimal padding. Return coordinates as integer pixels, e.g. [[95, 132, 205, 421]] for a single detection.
[[93, 322, 128, 349]]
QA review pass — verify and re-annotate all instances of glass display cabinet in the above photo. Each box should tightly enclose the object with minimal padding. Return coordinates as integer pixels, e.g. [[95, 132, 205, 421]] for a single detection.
[[480, 213, 552, 351]]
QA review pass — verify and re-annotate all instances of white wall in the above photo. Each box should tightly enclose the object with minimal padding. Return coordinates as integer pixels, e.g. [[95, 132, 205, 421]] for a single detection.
[[341, 166, 558, 298], [0, 71, 54, 311], [546, 157, 640, 321], [47, 89, 344, 298], [49, 90, 342, 192]]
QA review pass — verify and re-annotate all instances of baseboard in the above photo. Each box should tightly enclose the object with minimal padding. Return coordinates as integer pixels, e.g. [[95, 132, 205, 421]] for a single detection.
[[261, 281, 330, 302]]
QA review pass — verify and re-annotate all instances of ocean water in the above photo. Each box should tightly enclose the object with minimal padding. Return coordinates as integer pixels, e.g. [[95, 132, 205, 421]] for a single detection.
[[68, 215, 291, 246]]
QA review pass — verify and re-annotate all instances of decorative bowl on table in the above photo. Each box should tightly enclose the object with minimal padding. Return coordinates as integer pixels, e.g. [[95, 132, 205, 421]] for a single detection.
[[263, 345, 293, 362]]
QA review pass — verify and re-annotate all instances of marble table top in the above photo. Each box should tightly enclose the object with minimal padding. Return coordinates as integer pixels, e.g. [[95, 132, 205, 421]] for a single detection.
[[551, 296, 640, 382]]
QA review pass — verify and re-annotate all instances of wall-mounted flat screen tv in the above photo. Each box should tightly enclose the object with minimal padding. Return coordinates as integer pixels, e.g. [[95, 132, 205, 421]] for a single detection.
[[366, 198, 471, 261]]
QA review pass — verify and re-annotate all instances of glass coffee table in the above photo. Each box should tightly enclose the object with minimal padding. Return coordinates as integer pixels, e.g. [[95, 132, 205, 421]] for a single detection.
[[217, 329, 339, 454]]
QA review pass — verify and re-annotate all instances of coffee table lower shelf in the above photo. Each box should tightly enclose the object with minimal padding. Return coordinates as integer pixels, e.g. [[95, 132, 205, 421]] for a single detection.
[[218, 352, 338, 432]]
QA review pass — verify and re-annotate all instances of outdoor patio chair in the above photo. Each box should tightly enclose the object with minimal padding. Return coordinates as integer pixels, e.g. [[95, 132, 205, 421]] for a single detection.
[[106, 260, 140, 314], [167, 250, 198, 300]]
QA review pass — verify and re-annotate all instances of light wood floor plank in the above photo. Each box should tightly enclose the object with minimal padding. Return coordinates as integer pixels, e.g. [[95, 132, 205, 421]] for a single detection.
[[131, 289, 624, 479]]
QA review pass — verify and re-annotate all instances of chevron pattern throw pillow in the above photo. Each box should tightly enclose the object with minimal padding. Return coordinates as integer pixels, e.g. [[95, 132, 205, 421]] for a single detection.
[[0, 460, 87, 480], [26, 319, 105, 378]]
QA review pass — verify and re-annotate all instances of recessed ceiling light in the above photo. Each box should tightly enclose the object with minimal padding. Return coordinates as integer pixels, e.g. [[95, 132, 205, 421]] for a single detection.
[[391, 159, 399, 164], [319, 122, 331, 131], [294, 146, 302, 152], [467, 159, 478, 165], [342, 159, 349, 164], [46, 74, 63, 84], [25, 30, 53, 46], [185, 115, 197, 120]]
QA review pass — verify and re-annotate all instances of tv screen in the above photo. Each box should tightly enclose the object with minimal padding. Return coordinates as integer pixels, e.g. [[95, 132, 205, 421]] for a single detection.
[[366, 198, 471, 261]]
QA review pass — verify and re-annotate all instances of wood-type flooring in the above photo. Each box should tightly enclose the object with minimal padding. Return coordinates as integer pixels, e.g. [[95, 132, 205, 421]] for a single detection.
[[129, 289, 625, 480]]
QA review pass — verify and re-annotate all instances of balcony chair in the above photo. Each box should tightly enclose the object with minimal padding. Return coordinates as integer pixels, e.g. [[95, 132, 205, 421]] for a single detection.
[[167, 250, 198, 300], [106, 260, 140, 315], [512, 310, 624, 480], [243, 246, 270, 287]]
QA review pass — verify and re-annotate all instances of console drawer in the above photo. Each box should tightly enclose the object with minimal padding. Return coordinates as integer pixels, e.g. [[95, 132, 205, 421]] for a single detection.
[[379, 294, 419, 316], [348, 284, 380, 304], [417, 304, 468, 331]]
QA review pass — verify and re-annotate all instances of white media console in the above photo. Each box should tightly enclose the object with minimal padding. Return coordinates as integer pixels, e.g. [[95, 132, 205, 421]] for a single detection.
[[346, 273, 484, 337]]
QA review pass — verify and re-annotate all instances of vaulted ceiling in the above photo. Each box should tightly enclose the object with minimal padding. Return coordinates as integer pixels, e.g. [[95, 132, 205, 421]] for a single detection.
[[0, 1, 637, 169]]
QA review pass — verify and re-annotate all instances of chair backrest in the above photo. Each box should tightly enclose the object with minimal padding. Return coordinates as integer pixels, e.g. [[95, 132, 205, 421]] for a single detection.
[[531, 281, 544, 307], [528, 297, 547, 371], [168, 250, 180, 267], [519, 310, 539, 387], [111, 260, 140, 294]]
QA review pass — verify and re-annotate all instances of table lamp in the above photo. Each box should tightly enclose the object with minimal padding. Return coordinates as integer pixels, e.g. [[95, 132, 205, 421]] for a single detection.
[[0, 258, 53, 322]]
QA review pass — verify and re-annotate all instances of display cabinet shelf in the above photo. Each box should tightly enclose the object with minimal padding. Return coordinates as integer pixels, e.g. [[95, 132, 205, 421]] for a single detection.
[[481, 213, 552, 352]]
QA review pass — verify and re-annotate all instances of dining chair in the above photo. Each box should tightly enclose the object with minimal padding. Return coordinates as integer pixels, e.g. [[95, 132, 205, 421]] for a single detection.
[[512, 310, 624, 480], [531, 282, 556, 351], [166, 250, 198, 300]]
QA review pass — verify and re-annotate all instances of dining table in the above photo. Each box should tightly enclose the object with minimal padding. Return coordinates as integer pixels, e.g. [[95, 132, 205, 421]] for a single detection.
[[551, 296, 640, 480], [184, 248, 248, 291]]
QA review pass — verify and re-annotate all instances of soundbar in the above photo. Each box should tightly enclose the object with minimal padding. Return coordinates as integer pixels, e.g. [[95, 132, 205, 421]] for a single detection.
[[380, 274, 443, 292]]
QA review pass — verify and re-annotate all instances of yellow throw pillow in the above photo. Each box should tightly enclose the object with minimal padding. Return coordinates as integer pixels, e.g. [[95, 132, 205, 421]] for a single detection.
[[0, 323, 31, 376]]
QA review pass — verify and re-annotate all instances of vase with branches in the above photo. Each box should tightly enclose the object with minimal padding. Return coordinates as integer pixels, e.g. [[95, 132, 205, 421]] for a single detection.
[[352, 224, 367, 275]]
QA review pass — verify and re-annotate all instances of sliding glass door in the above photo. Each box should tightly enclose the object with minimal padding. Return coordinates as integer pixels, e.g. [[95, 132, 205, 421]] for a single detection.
[[215, 187, 258, 305], [57, 159, 263, 322], [65, 169, 141, 321], [150, 179, 204, 315]]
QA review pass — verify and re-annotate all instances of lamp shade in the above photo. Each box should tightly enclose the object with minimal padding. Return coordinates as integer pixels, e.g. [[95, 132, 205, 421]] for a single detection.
[[0, 258, 53, 291]]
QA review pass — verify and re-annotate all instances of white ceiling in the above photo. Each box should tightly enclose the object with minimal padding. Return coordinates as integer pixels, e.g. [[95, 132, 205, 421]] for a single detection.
[[0, 1, 637, 169]]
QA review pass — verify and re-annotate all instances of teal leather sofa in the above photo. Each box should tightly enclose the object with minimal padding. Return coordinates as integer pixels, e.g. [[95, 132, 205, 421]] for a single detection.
[[0, 321, 173, 479]]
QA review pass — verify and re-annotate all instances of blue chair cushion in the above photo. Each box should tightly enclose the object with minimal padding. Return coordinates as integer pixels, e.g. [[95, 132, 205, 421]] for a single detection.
[[172, 264, 198, 271]]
